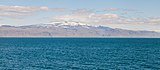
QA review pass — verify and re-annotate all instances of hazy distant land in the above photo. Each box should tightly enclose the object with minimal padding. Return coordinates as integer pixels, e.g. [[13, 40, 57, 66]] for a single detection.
[[0, 22, 160, 38]]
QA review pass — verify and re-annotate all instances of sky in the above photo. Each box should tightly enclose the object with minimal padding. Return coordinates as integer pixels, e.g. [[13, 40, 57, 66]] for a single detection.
[[0, 0, 160, 32]]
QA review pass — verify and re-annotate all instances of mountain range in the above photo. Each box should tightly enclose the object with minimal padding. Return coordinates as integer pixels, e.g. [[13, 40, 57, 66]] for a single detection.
[[0, 21, 160, 37]]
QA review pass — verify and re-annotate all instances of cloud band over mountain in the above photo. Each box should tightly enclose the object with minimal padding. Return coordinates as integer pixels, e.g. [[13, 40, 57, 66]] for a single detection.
[[0, 5, 160, 32]]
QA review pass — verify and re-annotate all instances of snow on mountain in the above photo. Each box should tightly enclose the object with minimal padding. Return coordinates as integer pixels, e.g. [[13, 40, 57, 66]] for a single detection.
[[50, 21, 88, 26], [31, 21, 94, 29]]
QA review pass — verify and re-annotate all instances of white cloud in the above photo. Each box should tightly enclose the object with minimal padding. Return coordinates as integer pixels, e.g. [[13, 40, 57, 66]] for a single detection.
[[0, 5, 49, 13], [0, 5, 66, 17], [0, 12, 31, 17], [104, 8, 119, 11], [52, 12, 153, 25], [53, 12, 119, 25]]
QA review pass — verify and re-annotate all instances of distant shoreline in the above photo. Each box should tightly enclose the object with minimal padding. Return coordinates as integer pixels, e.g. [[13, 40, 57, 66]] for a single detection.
[[0, 37, 160, 38]]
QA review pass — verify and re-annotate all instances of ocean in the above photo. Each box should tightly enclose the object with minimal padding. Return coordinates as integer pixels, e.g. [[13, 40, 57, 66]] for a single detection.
[[0, 38, 160, 70]]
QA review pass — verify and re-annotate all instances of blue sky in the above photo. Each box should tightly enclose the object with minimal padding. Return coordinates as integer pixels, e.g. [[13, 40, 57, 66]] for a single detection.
[[0, 0, 159, 16], [0, 0, 160, 31]]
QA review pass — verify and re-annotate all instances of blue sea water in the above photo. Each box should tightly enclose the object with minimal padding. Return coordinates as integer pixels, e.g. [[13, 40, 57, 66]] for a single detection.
[[0, 38, 160, 70]]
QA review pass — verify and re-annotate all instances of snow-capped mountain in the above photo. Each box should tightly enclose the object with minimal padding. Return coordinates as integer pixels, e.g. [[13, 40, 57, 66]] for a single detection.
[[0, 22, 160, 37], [18, 21, 95, 29], [48, 21, 88, 26], [31, 21, 93, 28]]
